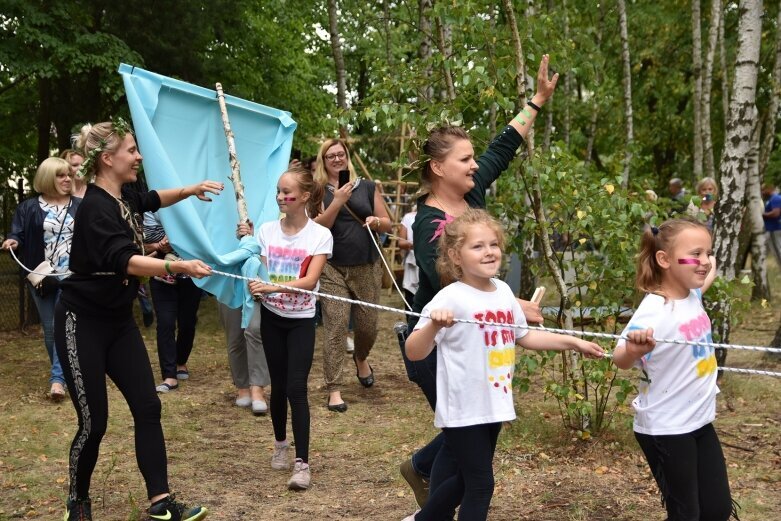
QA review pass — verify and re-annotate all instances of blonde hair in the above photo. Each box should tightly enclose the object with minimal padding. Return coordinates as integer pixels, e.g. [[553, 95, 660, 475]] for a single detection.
[[636, 217, 710, 294], [282, 167, 325, 218], [59, 149, 84, 162], [33, 157, 70, 196], [436, 208, 506, 287], [417, 126, 471, 199], [313, 139, 357, 186], [74, 121, 128, 180], [696, 177, 718, 197]]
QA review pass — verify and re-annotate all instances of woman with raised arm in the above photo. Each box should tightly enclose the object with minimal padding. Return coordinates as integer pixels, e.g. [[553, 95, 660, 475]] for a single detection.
[[398, 55, 558, 509], [55, 119, 222, 521]]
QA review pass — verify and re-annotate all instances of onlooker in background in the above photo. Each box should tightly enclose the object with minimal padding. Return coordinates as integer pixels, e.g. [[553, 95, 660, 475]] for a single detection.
[[143, 211, 204, 393], [2, 157, 80, 401], [398, 206, 419, 306], [314, 138, 391, 412], [762, 183, 781, 267], [668, 177, 688, 215], [60, 149, 87, 198], [687, 177, 718, 230]]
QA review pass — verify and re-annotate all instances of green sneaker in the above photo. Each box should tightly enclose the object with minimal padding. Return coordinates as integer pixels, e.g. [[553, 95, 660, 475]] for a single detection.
[[148, 495, 208, 521], [64, 498, 92, 521]]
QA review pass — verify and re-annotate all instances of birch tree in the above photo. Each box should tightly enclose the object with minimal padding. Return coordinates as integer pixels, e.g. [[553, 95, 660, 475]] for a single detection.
[[712, 0, 763, 343], [701, 0, 722, 180], [618, 0, 634, 188], [327, 0, 348, 137], [692, 0, 704, 180]]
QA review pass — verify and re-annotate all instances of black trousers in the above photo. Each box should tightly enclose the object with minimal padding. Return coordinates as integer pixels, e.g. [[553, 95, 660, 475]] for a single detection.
[[635, 423, 736, 521], [260, 305, 314, 463], [54, 301, 169, 501], [150, 277, 202, 379], [416, 422, 502, 521]]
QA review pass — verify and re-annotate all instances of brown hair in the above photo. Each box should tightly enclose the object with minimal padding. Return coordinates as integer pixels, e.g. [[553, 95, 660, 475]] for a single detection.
[[636, 217, 710, 294], [284, 167, 325, 219], [418, 126, 471, 199], [313, 138, 357, 186], [436, 208, 506, 287]]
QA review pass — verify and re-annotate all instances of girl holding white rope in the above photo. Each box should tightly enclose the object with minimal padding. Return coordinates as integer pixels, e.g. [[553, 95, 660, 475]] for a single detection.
[[613, 217, 738, 521]]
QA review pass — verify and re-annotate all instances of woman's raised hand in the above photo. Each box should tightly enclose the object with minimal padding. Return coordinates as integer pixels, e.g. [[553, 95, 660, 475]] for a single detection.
[[1, 239, 18, 251], [188, 181, 224, 202], [535, 54, 560, 104], [332, 182, 354, 206]]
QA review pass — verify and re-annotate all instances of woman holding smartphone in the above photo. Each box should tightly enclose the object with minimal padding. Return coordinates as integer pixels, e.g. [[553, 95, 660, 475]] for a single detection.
[[313, 139, 391, 412]]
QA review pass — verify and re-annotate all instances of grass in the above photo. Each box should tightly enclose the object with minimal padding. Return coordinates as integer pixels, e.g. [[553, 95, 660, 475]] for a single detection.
[[0, 271, 780, 520]]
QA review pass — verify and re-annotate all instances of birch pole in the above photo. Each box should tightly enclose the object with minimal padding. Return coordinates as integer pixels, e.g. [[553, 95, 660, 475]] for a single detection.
[[216, 83, 249, 224], [617, 0, 634, 188]]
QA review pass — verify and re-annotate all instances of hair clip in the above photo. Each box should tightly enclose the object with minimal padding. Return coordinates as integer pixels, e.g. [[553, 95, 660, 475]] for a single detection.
[[651, 226, 659, 236]]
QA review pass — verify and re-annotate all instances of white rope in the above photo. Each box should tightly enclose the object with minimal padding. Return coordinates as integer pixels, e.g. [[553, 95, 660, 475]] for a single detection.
[[214, 268, 781, 356], [366, 224, 412, 310], [6, 248, 780, 377], [9, 248, 114, 276]]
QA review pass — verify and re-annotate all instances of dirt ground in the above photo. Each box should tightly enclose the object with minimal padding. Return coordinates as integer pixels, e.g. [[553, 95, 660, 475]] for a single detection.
[[0, 291, 779, 520]]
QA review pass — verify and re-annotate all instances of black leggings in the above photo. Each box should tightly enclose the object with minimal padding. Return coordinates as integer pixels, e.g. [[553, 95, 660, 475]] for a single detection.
[[416, 423, 502, 521], [635, 423, 737, 521], [54, 301, 169, 501], [260, 305, 314, 463]]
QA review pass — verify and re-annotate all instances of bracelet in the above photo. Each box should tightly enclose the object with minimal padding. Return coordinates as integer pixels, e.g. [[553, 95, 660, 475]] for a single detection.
[[164, 260, 174, 275], [527, 100, 542, 112]]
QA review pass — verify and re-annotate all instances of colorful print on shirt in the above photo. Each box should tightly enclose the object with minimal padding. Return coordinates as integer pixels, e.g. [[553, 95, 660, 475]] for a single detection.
[[474, 307, 516, 394], [266, 245, 315, 312]]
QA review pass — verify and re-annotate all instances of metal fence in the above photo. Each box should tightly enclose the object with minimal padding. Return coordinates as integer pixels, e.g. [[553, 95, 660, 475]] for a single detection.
[[0, 181, 38, 331]]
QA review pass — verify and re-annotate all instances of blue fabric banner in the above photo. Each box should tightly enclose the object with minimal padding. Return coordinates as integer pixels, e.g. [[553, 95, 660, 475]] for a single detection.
[[119, 64, 293, 321]]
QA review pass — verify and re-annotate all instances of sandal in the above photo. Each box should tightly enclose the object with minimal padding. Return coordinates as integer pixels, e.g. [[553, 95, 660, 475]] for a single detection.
[[50, 383, 66, 402], [155, 382, 179, 393], [353, 354, 374, 388]]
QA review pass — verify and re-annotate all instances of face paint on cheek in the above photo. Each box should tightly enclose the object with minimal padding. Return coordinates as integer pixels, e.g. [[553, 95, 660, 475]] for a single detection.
[[677, 258, 701, 265], [282, 197, 297, 202]]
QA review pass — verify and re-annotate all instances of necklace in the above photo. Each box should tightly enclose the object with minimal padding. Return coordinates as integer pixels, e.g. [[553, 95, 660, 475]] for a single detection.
[[429, 193, 466, 217]]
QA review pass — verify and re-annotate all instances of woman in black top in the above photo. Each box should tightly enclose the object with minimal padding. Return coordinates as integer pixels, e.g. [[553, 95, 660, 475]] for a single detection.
[[2, 157, 80, 401], [313, 138, 391, 412], [55, 120, 221, 521]]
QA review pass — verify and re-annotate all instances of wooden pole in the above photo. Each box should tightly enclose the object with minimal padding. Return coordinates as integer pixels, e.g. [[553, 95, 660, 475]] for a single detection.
[[216, 82, 249, 224]]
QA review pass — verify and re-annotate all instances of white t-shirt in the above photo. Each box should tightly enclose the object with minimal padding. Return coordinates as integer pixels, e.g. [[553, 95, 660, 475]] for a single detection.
[[415, 279, 528, 428], [617, 290, 719, 435], [257, 219, 333, 319], [400, 211, 419, 294]]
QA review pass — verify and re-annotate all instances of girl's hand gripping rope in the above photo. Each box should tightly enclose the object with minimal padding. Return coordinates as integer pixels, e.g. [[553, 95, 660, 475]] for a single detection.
[[626, 328, 656, 359], [572, 339, 606, 359], [429, 309, 455, 329]]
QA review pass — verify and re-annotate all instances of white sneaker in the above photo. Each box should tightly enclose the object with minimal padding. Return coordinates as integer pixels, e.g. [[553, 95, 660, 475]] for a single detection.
[[401, 510, 419, 521], [287, 459, 311, 490], [252, 399, 268, 415], [235, 396, 252, 407], [271, 443, 290, 470], [345, 336, 355, 353]]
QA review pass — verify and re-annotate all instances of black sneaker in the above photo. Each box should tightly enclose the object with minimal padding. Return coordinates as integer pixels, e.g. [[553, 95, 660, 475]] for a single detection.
[[64, 498, 92, 521], [149, 495, 208, 521]]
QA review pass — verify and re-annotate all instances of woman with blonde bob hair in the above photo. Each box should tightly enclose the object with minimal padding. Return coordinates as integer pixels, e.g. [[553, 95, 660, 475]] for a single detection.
[[313, 137, 391, 412], [2, 156, 80, 401], [54, 119, 221, 521]]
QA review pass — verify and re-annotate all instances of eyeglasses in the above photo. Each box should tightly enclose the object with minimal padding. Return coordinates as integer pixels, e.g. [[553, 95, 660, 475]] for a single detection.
[[56, 172, 74, 179], [324, 151, 346, 161]]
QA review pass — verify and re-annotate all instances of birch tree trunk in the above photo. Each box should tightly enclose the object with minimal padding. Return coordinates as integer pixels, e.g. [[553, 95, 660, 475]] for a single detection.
[[702, 0, 722, 180], [692, 0, 704, 181], [759, 6, 781, 179], [712, 0, 763, 346], [435, 17, 456, 102], [618, 0, 634, 188], [747, 121, 769, 301], [562, 0, 571, 147], [719, 5, 730, 130], [327, 0, 348, 137], [585, 4, 605, 167]]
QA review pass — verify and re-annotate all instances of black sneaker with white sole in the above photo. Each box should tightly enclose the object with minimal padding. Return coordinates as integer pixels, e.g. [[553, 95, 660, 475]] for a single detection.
[[148, 495, 208, 521]]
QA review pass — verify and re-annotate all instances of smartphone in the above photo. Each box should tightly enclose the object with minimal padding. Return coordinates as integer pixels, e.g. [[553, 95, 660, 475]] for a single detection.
[[338, 169, 350, 188], [703, 194, 714, 202]]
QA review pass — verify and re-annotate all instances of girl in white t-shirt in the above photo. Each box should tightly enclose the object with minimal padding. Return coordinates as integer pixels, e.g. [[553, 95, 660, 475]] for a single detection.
[[403, 209, 603, 521], [613, 217, 737, 520], [247, 168, 333, 492]]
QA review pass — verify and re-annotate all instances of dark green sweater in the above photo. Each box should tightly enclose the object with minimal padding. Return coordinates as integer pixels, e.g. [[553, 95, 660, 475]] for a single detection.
[[409, 125, 524, 329]]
